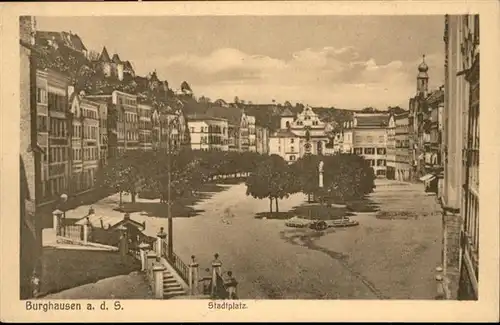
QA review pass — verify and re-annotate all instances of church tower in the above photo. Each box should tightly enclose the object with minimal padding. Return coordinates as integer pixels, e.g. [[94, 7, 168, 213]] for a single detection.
[[417, 54, 429, 96]]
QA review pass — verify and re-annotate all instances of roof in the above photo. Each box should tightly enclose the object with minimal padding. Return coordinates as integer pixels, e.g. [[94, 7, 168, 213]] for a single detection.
[[99, 46, 111, 62], [426, 88, 444, 106], [271, 129, 298, 138], [76, 213, 145, 231], [355, 113, 389, 127], [112, 54, 122, 64], [280, 107, 294, 117], [186, 114, 228, 123]]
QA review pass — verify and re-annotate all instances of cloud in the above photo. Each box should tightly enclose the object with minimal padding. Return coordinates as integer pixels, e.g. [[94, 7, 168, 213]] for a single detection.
[[148, 46, 444, 109]]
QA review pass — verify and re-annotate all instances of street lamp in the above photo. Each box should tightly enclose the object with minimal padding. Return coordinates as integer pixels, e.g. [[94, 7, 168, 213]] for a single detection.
[[58, 193, 68, 236], [160, 110, 179, 261]]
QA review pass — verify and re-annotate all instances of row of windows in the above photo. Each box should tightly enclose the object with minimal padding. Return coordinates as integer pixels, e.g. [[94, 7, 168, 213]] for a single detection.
[[355, 135, 386, 144], [200, 136, 227, 145], [354, 148, 386, 155], [48, 93, 66, 112], [396, 139, 410, 148], [41, 176, 66, 200], [191, 126, 227, 134], [118, 98, 137, 107], [367, 159, 387, 167], [48, 147, 69, 164], [72, 147, 99, 161], [49, 118, 68, 138], [82, 108, 98, 120]]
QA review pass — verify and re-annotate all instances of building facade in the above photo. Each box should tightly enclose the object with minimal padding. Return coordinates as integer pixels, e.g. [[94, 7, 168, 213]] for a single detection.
[[352, 113, 389, 178], [386, 114, 396, 179], [41, 69, 71, 204], [187, 115, 229, 151], [440, 14, 480, 301], [137, 103, 153, 150], [269, 106, 331, 163], [255, 125, 269, 154], [20, 15, 43, 299], [268, 129, 301, 163], [394, 112, 411, 182]]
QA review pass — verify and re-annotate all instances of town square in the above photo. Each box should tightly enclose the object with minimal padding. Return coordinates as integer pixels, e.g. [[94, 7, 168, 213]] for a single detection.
[[18, 14, 479, 302]]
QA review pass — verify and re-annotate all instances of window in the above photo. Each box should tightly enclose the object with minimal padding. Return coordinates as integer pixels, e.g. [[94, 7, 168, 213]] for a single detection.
[[378, 136, 385, 143], [290, 146, 295, 152], [377, 159, 386, 166], [367, 136, 374, 143], [354, 148, 363, 155], [37, 88, 47, 104], [364, 148, 375, 155], [290, 138, 295, 144], [290, 155, 296, 161], [377, 148, 386, 155]]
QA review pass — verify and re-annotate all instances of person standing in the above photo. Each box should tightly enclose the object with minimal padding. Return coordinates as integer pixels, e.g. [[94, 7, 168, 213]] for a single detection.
[[224, 271, 238, 299]]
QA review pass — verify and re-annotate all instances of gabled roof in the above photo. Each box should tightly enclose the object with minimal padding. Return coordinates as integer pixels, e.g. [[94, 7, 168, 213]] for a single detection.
[[112, 53, 122, 64], [99, 46, 111, 62], [280, 107, 294, 117], [354, 113, 390, 127]]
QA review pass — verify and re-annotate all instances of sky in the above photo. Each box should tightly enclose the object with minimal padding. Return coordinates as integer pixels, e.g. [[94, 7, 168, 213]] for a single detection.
[[37, 16, 445, 110]]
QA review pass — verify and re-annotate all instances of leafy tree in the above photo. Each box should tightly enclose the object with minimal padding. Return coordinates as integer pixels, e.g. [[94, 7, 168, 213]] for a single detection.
[[291, 154, 321, 202], [245, 155, 292, 213]]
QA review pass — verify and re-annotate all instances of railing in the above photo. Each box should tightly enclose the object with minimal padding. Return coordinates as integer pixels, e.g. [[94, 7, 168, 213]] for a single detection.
[[162, 240, 190, 284], [59, 224, 84, 240], [214, 272, 229, 299]]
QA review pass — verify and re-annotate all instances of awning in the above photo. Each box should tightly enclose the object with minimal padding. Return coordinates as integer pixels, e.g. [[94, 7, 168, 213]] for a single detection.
[[419, 174, 436, 182]]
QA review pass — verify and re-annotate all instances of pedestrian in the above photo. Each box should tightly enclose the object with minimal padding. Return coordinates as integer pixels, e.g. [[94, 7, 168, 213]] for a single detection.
[[30, 271, 40, 298], [224, 271, 238, 299], [199, 268, 212, 295]]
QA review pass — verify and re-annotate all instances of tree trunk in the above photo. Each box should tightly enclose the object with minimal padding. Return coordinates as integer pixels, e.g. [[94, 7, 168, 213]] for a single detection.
[[308, 193, 311, 203], [275, 198, 279, 213], [269, 197, 273, 214], [119, 191, 123, 206], [131, 191, 136, 203]]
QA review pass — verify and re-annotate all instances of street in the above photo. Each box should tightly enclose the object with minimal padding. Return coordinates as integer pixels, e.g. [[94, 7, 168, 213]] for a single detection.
[[65, 179, 442, 299]]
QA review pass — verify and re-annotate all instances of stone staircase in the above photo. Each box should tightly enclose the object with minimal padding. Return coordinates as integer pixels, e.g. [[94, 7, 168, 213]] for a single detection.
[[162, 268, 187, 298]]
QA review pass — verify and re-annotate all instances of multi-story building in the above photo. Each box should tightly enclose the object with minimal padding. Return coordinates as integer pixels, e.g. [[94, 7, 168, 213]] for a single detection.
[[268, 129, 300, 163], [137, 103, 153, 150], [386, 114, 397, 179], [440, 14, 480, 301], [20, 15, 43, 299], [248, 116, 257, 152], [341, 120, 354, 154], [40, 69, 71, 204], [187, 115, 229, 151], [97, 101, 108, 166], [394, 112, 411, 181], [68, 90, 100, 193], [116, 91, 139, 152], [255, 124, 269, 154], [239, 113, 250, 152], [81, 98, 100, 191], [270, 106, 331, 163], [352, 113, 389, 177]]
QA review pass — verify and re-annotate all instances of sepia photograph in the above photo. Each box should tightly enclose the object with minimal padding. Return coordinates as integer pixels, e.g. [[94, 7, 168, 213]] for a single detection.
[[3, 0, 499, 322]]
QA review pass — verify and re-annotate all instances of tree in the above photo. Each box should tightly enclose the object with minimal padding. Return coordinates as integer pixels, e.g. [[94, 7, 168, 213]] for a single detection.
[[234, 96, 240, 104], [291, 154, 321, 202], [95, 151, 149, 206], [245, 155, 292, 214]]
